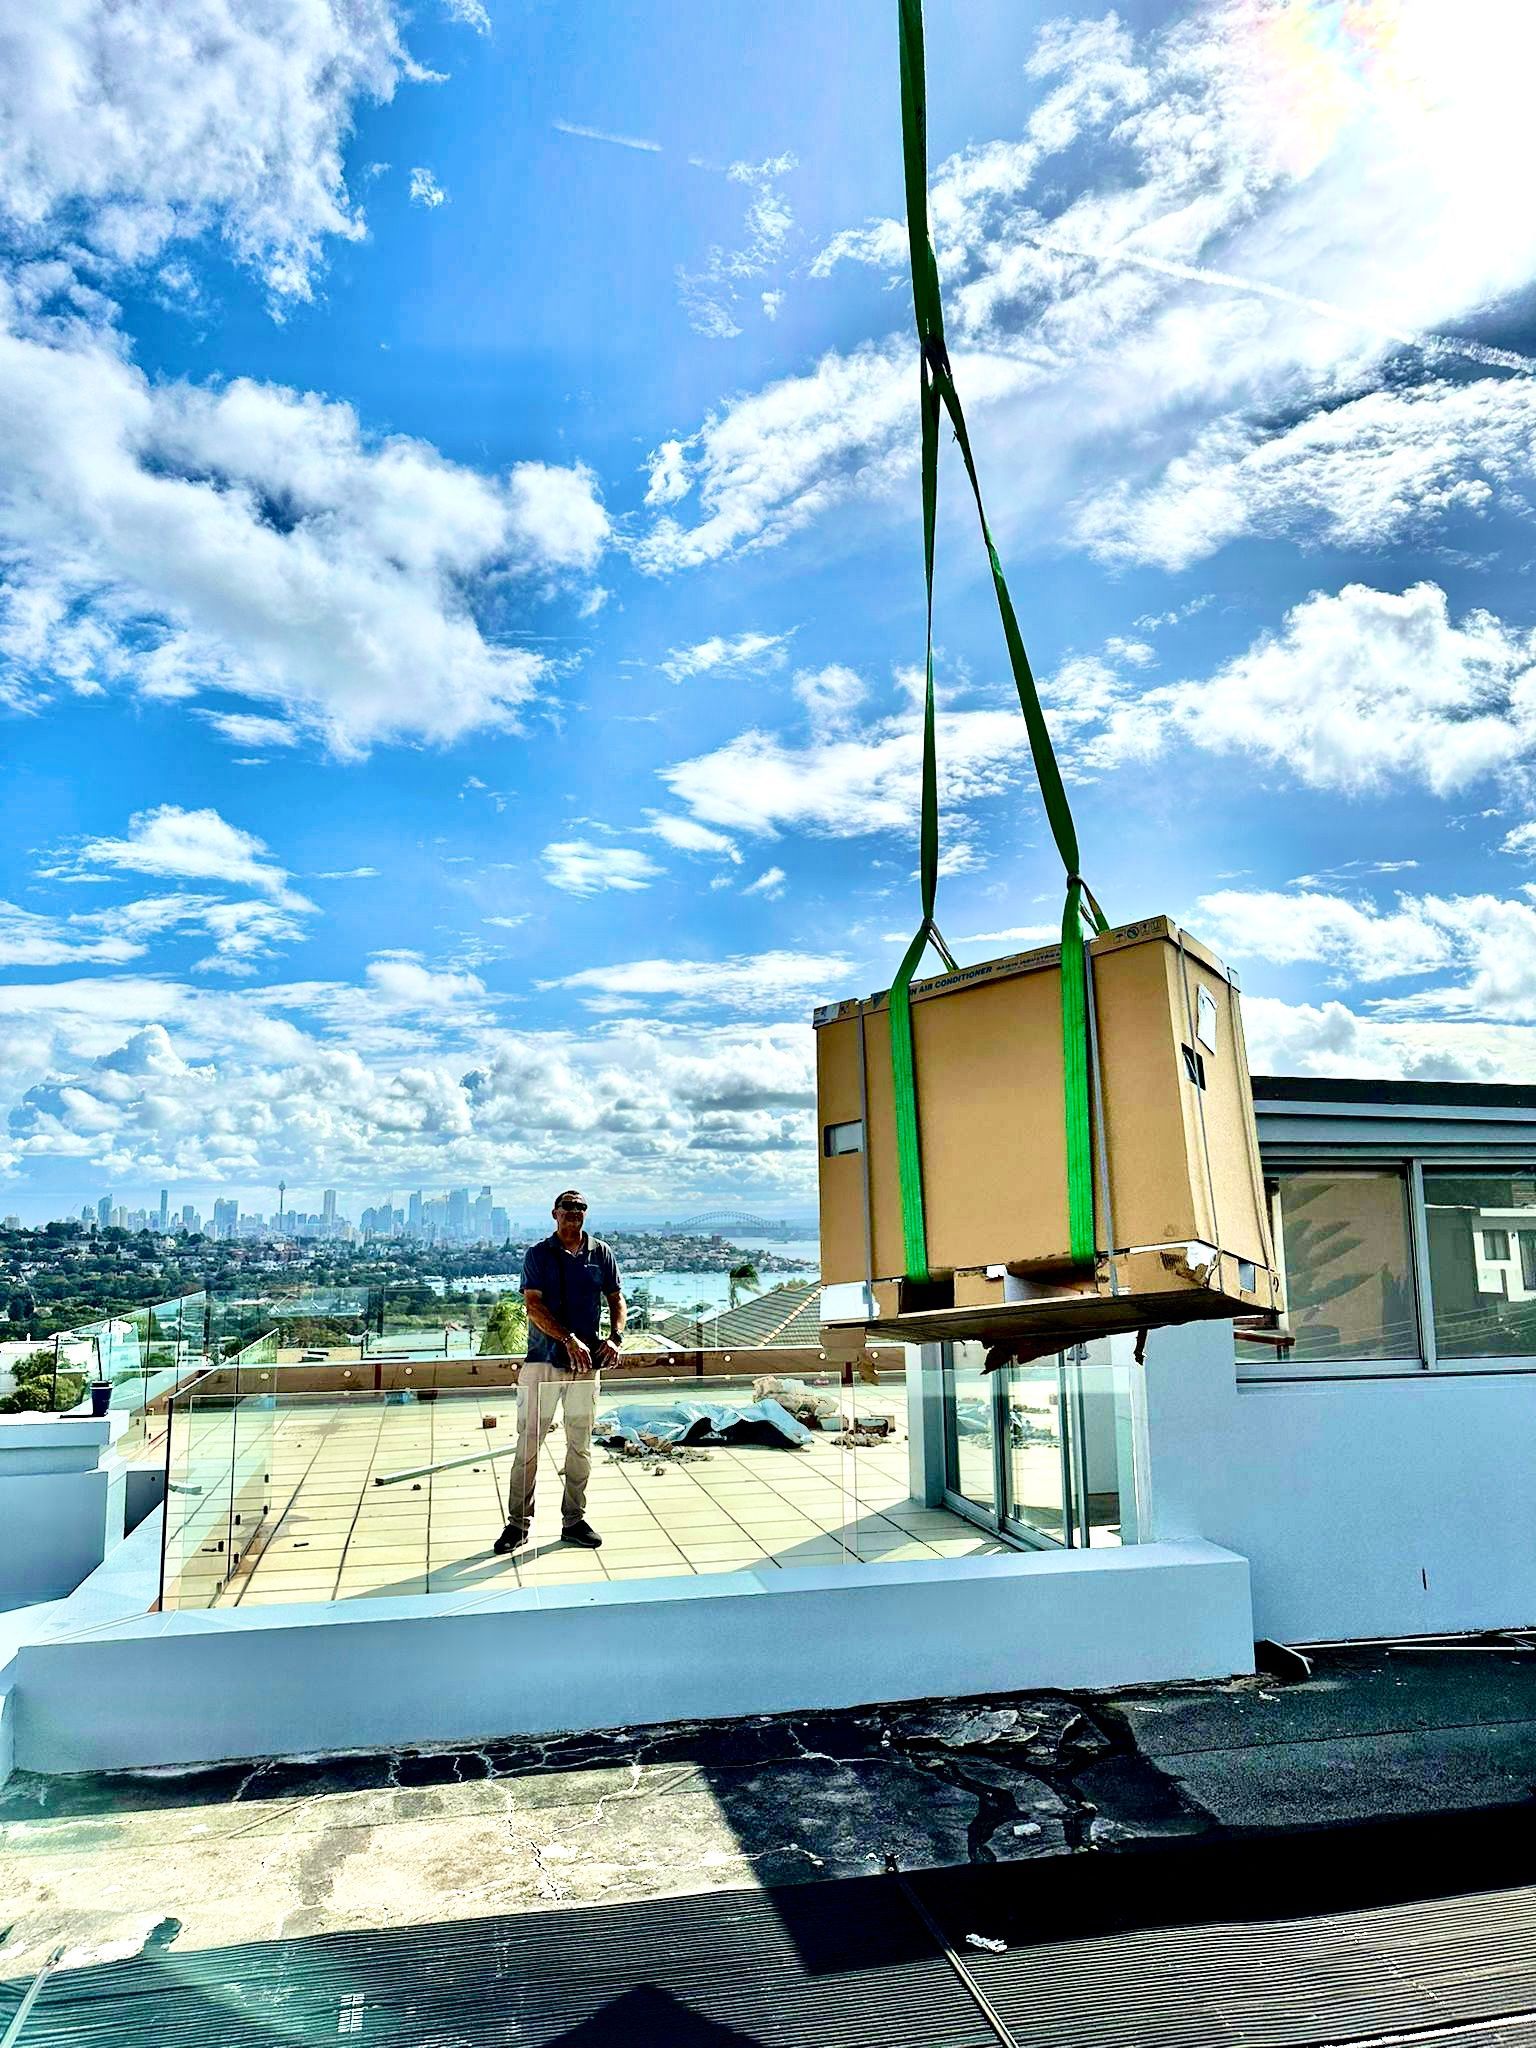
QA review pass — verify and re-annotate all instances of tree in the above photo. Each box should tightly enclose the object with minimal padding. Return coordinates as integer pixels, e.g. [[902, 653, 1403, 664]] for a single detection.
[[728, 1261, 760, 1310], [480, 1297, 527, 1357], [0, 1348, 88, 1414]]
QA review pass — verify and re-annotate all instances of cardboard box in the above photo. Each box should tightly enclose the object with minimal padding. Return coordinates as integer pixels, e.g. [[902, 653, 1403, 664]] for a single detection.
[[813, 916, 1282, 1352]]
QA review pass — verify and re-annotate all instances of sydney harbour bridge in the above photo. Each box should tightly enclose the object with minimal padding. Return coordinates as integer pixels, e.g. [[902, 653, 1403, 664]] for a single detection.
[[675, 1210, 801, 1241]]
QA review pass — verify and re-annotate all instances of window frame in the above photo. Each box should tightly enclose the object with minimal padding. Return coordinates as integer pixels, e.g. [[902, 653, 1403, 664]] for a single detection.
[[1240, 1154, 1536, 1382]]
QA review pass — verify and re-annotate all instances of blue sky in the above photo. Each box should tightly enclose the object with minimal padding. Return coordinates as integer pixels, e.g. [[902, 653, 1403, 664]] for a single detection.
[[4, 0, 1536, 1223]]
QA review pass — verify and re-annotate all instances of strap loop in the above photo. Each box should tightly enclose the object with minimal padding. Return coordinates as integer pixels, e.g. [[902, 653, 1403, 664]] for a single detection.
[[887, 0, 1107, 1281]]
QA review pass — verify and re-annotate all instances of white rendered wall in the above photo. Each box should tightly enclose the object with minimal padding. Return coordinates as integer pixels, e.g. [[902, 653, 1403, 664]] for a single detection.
[[12, 1534, 1253, 1775], [0, 1467, 126, 1607], [1131, 1320, 1536, 1642]]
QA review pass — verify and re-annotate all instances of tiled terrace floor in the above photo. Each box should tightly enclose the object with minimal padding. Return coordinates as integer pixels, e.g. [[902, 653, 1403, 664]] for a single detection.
[[189, 1385, 1013, 1609]]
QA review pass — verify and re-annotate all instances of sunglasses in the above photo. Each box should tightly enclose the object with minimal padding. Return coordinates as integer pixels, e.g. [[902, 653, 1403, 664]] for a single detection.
[[557, 1202, 587, 1214]]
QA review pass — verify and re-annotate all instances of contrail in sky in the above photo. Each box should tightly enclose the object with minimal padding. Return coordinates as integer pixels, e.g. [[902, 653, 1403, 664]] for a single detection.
[[1033, 231, 1536, 376], [552, 120, 661, 155]]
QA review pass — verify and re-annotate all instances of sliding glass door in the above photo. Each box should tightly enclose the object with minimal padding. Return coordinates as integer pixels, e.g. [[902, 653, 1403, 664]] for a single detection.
[[941, 1340, 1134, 1549]]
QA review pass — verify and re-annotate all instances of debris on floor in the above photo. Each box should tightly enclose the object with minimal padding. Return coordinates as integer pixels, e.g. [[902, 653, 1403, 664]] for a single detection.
[[602, 1433, 713, 1472], [753, 1374, 842, 1426]]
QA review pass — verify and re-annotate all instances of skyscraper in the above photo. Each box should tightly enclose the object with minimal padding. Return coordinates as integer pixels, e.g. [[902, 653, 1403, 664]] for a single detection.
[[448, 1187, 469, 1240], [407, 1190, 423, 1236], [158, 1189, 169, 1229], [96, 1194, 112, 1226], [323, 1189, 337, 1232]]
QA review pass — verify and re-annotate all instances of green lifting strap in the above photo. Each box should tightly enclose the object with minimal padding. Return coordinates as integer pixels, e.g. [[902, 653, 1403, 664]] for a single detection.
[[889, 0, 1109, 1283]]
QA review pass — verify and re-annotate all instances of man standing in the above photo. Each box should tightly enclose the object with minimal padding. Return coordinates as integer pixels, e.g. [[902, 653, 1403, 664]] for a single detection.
[[495, 1189, 624, 1553]]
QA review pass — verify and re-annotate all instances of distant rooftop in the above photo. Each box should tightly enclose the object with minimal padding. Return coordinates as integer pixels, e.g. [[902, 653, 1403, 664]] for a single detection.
[[656, 1279, 821, 1349]]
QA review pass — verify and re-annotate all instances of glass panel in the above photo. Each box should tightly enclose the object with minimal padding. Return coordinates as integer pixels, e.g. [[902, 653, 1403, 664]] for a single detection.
[[1065, 1349, 1135, 1548], [1424, 1169, 1536, 1358], [162, 1387, 236, 1609], [159, 1348, 953, 1608], [228, 1372, 273, 1577], [1273, 1170, 1419, 1363], [942, 1340, 996, 1514], [1005, 1359, 1068, 1545]]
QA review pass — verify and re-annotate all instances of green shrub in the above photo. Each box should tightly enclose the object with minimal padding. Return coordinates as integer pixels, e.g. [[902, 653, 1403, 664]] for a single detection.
[[0, 1349, 89, 1413]]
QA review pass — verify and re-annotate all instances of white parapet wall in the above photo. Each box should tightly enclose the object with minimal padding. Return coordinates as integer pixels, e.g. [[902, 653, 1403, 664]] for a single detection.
[[1130, 1317, 1536, 1643], [0, 1413, 128, 1609], [9, 1522, 1253, 1776]]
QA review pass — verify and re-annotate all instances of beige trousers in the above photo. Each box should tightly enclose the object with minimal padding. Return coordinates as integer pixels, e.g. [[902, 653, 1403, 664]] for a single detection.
[[505, 1360, 599, 1528]]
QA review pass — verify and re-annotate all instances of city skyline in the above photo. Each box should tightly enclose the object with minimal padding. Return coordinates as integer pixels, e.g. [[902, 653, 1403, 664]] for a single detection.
[[2, 1183, 811, 1235]]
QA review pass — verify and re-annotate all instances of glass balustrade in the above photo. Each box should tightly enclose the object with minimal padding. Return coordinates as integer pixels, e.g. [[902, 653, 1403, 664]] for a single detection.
[[152, 1352, 967, 1611]]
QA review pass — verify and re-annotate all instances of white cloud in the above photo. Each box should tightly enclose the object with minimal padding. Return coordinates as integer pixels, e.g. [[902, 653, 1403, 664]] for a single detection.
[[0, 888, 312, 975], [409, 166, 447, 209], [1103, 637, 1154, 668], [1075, 379, 1536, 569], [958, 924, 1057, 949], [633, 339, 917, 573], [0, 903, 142, 969], [52, 805, 298, 899], [361, 953, 486, 1013], [1289, 859, 1419, 888], [1502, 823, 1536, 858], [644, 440, 691, 507], [551, 120, 660, 155], [643, 4, 1536, 574], [540, 843, 662, 896], [546, 950, 848, 1014], [1195, 890, 1455, 984], [1197, 885, 1536, 1025], [742, 867, 786, 901], [677, 152, 797, 340], [441, 0, 491, 31], [659, 630, 791, 683], [643, 813, 741, 863], [1243, 998, 1536, 1086], [314, 867, 379, 881], [661, 704, 1035, 842], [48, 794, 307, 901], [761, 290, 784, 321], [197, 711, 301, 750], [793, 663, 867, 736], [0, 987, 826, 1203], [0, 0, 423, 304], [0, 294, 610, 752], [503, 461, 610, 574], [1086, 583, 1536, 797], [810, 216, 908, 280]]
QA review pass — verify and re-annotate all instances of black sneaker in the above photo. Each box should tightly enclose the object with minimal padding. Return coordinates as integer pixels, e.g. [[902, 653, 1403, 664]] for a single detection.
[[492, 1521, 528, 1555], [562, 1519, 603, 1549]]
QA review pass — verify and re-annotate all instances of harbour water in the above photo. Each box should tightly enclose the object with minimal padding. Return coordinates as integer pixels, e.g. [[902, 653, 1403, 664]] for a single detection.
[[426, 1237, 820, 1318]]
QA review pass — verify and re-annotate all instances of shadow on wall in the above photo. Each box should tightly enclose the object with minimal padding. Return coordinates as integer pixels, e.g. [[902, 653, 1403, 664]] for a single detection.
[[125, 1466, 166, 1535]]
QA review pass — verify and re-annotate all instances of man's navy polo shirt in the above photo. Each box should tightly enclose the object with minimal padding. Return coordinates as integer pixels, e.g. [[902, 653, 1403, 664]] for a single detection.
[[521, 1233, 622, 1365]]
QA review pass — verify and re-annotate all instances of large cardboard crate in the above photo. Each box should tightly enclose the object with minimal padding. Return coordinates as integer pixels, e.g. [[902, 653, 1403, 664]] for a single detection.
[[814, 916, 1283, 1355]]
